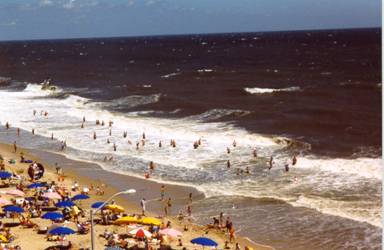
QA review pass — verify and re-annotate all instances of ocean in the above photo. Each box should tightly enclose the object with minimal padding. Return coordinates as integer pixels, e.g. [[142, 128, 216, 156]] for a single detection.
[[0, 28, 381, 249]]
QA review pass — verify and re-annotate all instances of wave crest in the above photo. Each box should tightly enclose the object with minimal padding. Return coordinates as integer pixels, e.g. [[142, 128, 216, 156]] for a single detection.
[[245, 86, 301, 94]]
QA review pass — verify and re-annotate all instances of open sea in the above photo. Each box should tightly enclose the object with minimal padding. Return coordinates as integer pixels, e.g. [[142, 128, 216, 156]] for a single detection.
[[0, 28, 381, 249]]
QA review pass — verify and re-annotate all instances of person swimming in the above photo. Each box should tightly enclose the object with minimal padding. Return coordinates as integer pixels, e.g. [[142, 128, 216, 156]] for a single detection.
[[227, 147, 231, 154], [232, 140, 237, 147], [123, 131, 127, 138]]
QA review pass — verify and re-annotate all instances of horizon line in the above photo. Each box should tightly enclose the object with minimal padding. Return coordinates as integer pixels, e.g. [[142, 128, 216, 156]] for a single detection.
[[0, 26, 380, 43]]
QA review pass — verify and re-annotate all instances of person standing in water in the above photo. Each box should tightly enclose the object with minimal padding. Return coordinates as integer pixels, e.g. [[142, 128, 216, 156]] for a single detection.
[[252, 149, 257, 158], [113, 143, 117, 151], [51, 133, 54, 140], [16, 128, 20, 136], [32, 128, 35, 135], [268, 156, 273, 170], [159, 141, 162, 148], [93, 132, 97, 140], [5, 122, 9, 130], [292, 155, 297, 166], [227, 160, 231, 168]]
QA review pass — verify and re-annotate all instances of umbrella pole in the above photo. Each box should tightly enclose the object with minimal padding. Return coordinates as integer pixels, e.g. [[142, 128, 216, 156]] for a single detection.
[[90, 209, 95, 250]]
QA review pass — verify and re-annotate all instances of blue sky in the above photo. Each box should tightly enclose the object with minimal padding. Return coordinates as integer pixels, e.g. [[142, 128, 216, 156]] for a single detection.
[[0, 0, 380, 41]]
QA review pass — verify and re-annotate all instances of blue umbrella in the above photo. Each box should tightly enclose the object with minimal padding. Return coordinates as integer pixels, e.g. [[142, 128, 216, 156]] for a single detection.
[[91, 201, 107, 209], [56, 200, 75, 208], [71, 194, 89, 201], [42, 212, 63, 221], [191, 237, 218, 247], [48, 226, 76, 235], [3, 205, 24, 213], [27, 182, 45, 189], [0, 171, 12, 179]]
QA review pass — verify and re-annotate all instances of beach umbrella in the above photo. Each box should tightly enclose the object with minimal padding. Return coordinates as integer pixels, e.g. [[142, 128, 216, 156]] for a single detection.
[[5, 189, 25, 197], [56, 200, 75, 208], [0, 171, 12, 179], [114, 216, 140, 225], [191, 237, 218, 247], [140, 217, 162, 226], [3, 205, 23, 213], [91, 201, 108, 209], [0, 234, 7, 243], [129, 228, 152, 238], [0, 198, 11, 206], [42, 212, 63, 221], [42, 192, 62, 199], [71, 194, 89, 201], [105, 204, 124, 213], [27, 182, 45, 189], [159, 228, 183, 238], [48, 226, 76, 235]]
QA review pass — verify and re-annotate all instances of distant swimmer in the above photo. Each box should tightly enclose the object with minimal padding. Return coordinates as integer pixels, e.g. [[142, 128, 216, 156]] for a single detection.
[[108, 120, 113, 127], [285, 164, 289, 172], [107, 138, 110, 144], [227, 160, 231, 168], [268, 156, 273, 170], [101, 120, 105, 126], [193, 141, 198, 149], [123, 131, 127, 138], [159, 141, 162, 148], [51, 133, 54, 140], [232, 140, 237, 147], [136, 142, 140, 150], [142, 132, 146, 140], [113, 143, 117, 151], [33, 110, 37, 116], [83, 116, 86, 122], [96, 120, 100, 125], [292, 155, 297, 166], [109, 129, 112, 136], [227, 147, 231, 154], [253, 149, 257, 158], [93, 132, 97, 140], [44, 111, 48, 117], [32, 128, 35, 135]]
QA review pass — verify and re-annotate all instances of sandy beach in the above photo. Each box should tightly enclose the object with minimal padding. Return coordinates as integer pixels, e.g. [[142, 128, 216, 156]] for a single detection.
[[0, 141, 274, 250]]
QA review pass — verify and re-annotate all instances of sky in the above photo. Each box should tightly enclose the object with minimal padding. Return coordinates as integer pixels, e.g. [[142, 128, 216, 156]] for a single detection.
[[0, 0, 381, 41]]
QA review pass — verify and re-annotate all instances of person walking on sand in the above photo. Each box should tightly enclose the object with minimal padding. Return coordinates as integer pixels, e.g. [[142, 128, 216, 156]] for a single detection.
[[13, 141, 17, 153], [160, 185, 165, 200], [140, 198, 146, 216], [165, 198, 172, 216]]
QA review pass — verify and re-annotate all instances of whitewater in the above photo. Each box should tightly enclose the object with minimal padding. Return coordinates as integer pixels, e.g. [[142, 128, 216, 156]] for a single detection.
[[0, 83, 381, 228]]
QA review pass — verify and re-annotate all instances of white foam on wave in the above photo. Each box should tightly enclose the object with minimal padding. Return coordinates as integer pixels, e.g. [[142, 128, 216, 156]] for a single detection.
[[161, 72, 181, 78], [244, 86, 301, 94], [0, 83, 381, 227]]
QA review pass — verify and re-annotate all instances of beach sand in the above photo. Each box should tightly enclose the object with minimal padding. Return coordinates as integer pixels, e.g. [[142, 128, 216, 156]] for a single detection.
[[0, 142, 274, 250]]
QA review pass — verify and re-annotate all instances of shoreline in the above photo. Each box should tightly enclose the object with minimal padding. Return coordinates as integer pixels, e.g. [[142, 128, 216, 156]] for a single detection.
[[0, 141, 274, 250]]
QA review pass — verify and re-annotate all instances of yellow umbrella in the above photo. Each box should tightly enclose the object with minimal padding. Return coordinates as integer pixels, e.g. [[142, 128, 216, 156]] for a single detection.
[[0, 234, 8, 243], [114, 216, 140, 225], [105, 204, 125, 213], [140, 217, 162, 226]]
